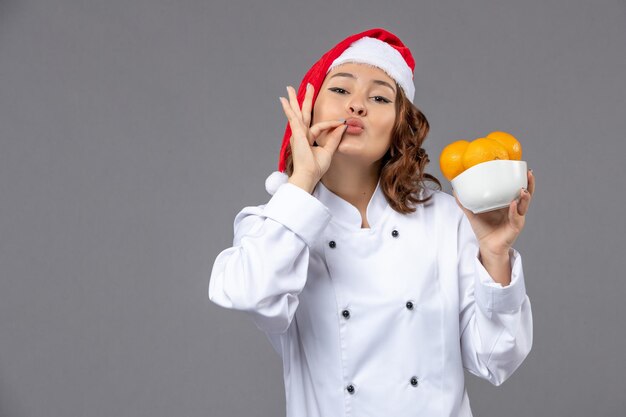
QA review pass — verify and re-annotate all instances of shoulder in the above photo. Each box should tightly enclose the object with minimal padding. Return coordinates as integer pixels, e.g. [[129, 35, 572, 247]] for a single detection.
[[421, 188, 464, 218]]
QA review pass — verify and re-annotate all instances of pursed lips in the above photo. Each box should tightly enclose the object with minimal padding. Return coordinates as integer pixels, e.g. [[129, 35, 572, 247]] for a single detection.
[[345, 118, 364, 134]]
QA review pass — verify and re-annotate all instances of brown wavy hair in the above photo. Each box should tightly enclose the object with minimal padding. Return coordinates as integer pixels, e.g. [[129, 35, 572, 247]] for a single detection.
[[284, 84, 441, 214]]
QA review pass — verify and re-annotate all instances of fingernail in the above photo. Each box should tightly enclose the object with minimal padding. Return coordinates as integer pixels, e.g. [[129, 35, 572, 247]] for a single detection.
[[306, 82, 312, 90], [529, 169, 533, 175]]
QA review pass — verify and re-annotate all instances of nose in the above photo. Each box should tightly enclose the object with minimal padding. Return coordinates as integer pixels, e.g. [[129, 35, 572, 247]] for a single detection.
[[347, 97, 367, 116]]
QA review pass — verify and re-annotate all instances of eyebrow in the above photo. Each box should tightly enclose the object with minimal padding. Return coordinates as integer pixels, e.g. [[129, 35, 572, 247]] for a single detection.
[[329, 72, 396, 95]]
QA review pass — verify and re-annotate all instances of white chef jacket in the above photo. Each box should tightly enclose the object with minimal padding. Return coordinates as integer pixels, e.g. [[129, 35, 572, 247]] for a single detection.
[[209, 177, 533, 417]]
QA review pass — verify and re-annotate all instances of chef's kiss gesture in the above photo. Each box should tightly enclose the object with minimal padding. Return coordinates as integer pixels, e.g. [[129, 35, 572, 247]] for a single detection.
[[279, 84, 347, 193]]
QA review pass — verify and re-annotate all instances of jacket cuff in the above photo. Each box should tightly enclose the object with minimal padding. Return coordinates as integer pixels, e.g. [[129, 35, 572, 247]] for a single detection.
[[473, 247, 527, 315], [262, 182, 332, 247]]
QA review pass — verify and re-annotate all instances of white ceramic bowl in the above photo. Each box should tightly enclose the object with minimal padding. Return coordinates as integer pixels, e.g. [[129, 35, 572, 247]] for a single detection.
[[451, 160, 528, 214]]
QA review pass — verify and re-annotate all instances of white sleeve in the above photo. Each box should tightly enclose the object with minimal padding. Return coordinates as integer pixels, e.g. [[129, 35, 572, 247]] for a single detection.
[[208, 183, 332, 334], [457, 213, 533, 386]]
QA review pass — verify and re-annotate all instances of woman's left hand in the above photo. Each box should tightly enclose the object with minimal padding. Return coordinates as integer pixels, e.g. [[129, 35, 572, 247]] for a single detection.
[[454, 169, 536, 256]]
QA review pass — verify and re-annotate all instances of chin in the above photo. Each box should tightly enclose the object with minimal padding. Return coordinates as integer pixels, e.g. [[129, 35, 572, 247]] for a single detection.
[[335, 147, 377, 164], [336, 142, 364, 156]]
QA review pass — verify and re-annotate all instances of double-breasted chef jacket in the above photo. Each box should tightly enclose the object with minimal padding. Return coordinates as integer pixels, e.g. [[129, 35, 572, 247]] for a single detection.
[[209, 177, 533, 417]]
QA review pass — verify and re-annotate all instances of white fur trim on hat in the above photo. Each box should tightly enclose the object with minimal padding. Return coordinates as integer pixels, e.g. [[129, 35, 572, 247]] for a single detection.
[[265, 171, 289, 195], [327, 37, 415, 102]]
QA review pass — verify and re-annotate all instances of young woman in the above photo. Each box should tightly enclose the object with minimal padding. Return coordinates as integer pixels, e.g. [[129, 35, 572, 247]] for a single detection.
[[209, 28, 536, 417]]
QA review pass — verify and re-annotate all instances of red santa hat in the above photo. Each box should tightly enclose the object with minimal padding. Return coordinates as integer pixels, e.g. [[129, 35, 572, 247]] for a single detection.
[[266, 28, 416, 195]]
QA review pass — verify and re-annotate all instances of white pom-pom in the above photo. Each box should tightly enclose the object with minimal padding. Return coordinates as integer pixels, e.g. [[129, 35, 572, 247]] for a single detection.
[[265, 171, 289, 195]]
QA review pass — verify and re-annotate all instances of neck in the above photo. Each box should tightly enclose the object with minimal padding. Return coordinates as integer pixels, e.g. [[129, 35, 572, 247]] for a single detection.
[[321, 155, 381, 213]]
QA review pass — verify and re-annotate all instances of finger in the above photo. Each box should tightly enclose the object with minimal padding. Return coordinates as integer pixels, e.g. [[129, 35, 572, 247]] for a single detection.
[[527, 169, 536, 195], [280, 97, 307, 143], [301, 83, 314, 128], [321, 124, 348, 155], [279, 96, 295, 121], [286, 86, 303, 122], [516, 187, 532, 216], [309, 119, 346, 140], [509, 198, 525, 230], [279, 96, 301, 129]]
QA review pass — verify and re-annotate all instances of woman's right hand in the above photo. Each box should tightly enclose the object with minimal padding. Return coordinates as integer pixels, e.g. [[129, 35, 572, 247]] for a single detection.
[[279, 84, 347, 193]]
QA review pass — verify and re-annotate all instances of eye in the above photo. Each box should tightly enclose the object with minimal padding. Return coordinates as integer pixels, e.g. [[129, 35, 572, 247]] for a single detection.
[[372, 96, 392, 104], [329, 87, 348, 94]]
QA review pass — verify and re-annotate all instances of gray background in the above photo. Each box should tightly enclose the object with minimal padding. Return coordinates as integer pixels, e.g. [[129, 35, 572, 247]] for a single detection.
[[1, 0, 624, 416]]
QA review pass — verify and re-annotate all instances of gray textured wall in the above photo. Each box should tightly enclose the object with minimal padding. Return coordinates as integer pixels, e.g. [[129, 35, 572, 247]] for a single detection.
[[1, 0, 625, 416]]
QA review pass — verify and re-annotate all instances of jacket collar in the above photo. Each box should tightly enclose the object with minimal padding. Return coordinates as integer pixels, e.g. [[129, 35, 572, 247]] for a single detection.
[[313, 178, 388, 229]]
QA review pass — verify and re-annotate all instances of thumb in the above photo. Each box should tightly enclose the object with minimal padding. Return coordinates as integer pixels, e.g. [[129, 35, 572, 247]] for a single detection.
[[321, 124, 347, 155]]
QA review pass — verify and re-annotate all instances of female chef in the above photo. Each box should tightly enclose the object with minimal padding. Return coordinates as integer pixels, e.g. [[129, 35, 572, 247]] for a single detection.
[[209, 28, 535, 417]]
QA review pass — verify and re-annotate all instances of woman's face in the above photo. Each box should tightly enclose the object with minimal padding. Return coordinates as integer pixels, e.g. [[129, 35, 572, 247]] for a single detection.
[[312, 62, 397, 167]]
